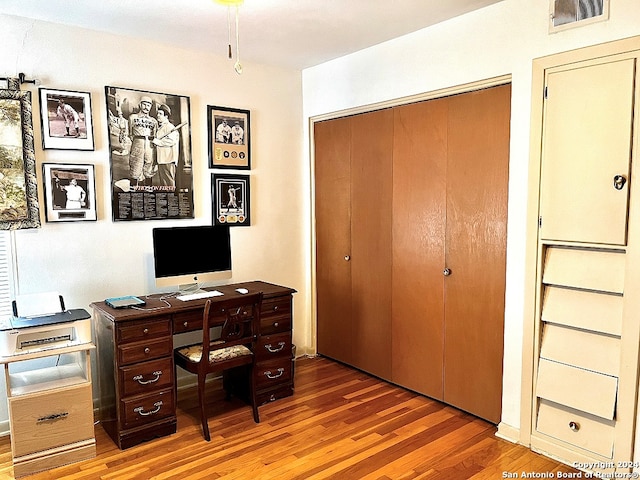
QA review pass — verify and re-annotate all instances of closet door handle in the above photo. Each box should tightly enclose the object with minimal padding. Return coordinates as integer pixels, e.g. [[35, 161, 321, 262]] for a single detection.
[[344, 255, 350, 261], [443, 268, 451, 276], [613, 175, 627, 190]]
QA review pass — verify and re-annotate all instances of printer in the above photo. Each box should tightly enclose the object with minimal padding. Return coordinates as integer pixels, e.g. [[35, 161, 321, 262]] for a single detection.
[[0, 292, 92, 357]]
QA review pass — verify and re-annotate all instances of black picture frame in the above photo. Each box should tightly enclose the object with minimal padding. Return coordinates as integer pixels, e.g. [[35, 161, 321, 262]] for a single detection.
[[105, 86, 195, 221], [39, 88, 95, 150], [42, 163, 97, 222], [208, 105, 250, 169], [212, 173, 250, 226], [0, 87, 40, 230]]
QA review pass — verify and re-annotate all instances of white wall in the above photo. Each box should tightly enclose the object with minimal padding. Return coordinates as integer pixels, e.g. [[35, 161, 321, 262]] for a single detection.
[[0, 14, 306, 431], [302, 0, 640, 433]]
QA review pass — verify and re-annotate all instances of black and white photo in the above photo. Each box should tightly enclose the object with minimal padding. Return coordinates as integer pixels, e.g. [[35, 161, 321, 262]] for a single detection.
[[105, 86, 194, 221], [212, 173, 250, 226], [43, 163, 97, 222], [39, 88, 94, 150], [208, 105, 251, 169]]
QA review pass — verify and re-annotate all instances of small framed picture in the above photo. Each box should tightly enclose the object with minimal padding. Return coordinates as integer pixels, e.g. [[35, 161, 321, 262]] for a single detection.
[[42, 163, 97, 222], [212, 173, 250, 226], [39, 88, 95, 150], [208, 105, 250, 169]]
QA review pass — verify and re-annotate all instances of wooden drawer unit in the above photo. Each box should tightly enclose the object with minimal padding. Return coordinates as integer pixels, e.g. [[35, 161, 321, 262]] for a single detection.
[[93, 281, 296, 449], [1, 344, 96, 478], [9, 383, 94, 458]]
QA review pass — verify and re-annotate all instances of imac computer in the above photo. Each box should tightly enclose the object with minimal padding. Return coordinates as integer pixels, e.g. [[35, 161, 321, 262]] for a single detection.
[[152, 225, 232, 293]]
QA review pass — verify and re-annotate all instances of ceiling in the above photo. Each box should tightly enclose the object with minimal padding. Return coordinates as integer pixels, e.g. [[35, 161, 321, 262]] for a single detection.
[[2, 0, 504, 70]]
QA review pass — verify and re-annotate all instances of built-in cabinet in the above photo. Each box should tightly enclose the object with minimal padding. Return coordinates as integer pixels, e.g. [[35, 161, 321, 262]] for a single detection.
[[527, 40, 640, 474], [315, 84, 511, 423]]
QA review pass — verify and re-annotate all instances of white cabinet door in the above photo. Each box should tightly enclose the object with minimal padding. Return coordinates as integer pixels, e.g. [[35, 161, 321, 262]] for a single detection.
[[539, 58, 636, 245]]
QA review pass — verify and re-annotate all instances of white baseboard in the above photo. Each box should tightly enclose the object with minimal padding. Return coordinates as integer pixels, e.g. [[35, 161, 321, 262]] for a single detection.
[[496, 422, 520, 444]]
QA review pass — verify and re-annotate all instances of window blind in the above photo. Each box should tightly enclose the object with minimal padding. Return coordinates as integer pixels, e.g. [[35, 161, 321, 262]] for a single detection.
[[0, 231, 14, 320]]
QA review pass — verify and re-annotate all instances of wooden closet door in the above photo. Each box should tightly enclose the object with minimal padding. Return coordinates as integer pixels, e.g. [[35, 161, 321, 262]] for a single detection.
[[315, 117, 353, 364], [443, 84, 511, 423], [392, 98, 447, 399], [350, 109, 394, 379]]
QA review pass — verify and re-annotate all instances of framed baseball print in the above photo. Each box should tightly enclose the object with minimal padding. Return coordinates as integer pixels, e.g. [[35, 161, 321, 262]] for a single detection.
[[42, 163, 97, 222], [39, 88, 95, 150], [212, 173, 250, 226], [208, 105, 250, 169]]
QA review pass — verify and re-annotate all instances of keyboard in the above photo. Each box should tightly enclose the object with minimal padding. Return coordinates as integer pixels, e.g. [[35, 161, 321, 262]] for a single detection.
[[176, 290, 224, 301]]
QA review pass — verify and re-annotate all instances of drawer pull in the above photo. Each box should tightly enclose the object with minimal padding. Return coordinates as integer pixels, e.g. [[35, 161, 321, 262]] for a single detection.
[[134, 401, 163, 416], [569, 421, 580, 432], [37, 412, 69, 423], [184, 321, 189, 327], [133, 370, 163, 385], [143, 328, 149, 334], [273, 322, 280, 328], [264, 368, 285, 379], [144, 347, 151, 354], [265, 342, 286, 353]]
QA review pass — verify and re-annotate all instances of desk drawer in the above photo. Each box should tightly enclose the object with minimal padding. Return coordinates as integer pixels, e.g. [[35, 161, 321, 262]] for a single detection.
[[256, 358, 292, 389], [118, 337, 173, 365], [119, 358, 174, 397], [257, 385, 293, 405], [173, 310, 203, 334], [256, 333, 292, 361], [117, 318, 171, 344], [260, 313, 291, 336], [261, 297, 291, 320], [9, 383, 94, 458], [120, 389, 174, 430]]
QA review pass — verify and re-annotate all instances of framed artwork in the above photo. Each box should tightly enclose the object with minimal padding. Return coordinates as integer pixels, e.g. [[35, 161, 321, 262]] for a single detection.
[[105, 86, 194, 221], [42, 163, 97, 222], [39, 88, 95, 150], [208, 105, 250, 169], [212, 173, 250, 226], [0, 87, 40, 230]]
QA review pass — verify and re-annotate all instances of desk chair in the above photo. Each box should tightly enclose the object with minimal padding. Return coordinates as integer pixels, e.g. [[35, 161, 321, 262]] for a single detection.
[[174, 292, 263, 441]]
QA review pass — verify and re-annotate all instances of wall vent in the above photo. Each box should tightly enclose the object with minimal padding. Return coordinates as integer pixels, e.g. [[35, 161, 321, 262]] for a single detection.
[[549, 0, 610, 33]]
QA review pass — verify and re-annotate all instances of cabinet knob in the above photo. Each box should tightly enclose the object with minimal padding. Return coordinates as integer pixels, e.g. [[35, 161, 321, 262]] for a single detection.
[[274, 322, 280, 328], [143, 328, 149, 334], [443, 268, 452, 276], [144, 347, 150, 354], [569, 421, 580, 432], [183, 321, 188, 327]]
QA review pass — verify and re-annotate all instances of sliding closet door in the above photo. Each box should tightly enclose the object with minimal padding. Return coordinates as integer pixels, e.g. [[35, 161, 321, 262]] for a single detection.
[[315, 116, 353, 364], [392, 98, 447, 399], [350, 109, 394, 379], [443, 84, 511, 423]]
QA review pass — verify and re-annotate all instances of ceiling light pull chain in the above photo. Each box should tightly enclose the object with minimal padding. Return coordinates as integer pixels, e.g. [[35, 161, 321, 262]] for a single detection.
[[234, 5, 242, 74]]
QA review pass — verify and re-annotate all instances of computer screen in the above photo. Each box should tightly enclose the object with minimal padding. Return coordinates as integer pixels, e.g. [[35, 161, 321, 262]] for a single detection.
[[152, 225, 232, 290]]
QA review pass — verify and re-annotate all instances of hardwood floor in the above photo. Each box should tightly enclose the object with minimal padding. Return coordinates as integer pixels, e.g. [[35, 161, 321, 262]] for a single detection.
[[0, 357, 578, 479]]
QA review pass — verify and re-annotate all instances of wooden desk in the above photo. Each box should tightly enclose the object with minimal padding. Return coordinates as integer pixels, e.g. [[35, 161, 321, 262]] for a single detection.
[[91, 281, 296, 449]]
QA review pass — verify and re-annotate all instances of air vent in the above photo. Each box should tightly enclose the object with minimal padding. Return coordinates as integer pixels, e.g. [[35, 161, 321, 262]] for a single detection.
[[549, 0, 609, 32]]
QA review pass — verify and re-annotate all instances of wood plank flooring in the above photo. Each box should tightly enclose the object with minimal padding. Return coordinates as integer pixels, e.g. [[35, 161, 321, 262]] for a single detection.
[[0, 357, 579, 479]]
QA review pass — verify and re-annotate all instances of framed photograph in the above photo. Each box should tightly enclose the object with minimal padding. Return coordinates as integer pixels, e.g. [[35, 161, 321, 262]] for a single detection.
[[208, 105, 250, 169], [39, 88, 95, 150], [0, 87, 40, 230], [105, 86, 194, 221], [42, 163, 97, 222], [212, 173, 250, 226]]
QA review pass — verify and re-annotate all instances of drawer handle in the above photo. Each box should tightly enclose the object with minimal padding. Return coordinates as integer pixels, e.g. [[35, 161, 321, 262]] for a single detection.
[[264, 368, 285, 379], [133, 370, 162, 385], [184, 321, 189, 328], [134, 401, 163, 416], [143, 328, 149, 334], [144, 347, 151, 354], [273, 305, 279, 311], [37, 412, 69, 423], [265, 342, 286, 353], [569, 421, 580, 432], [273, 322, 280, 328]]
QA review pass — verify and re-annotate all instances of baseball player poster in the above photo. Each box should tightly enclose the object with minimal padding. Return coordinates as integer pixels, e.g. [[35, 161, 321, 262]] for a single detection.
[[105, 86, 194, 221]]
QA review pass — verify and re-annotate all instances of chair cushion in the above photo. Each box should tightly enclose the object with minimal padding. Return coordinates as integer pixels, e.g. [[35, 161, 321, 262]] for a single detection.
[[177, 343, 252, 364]]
